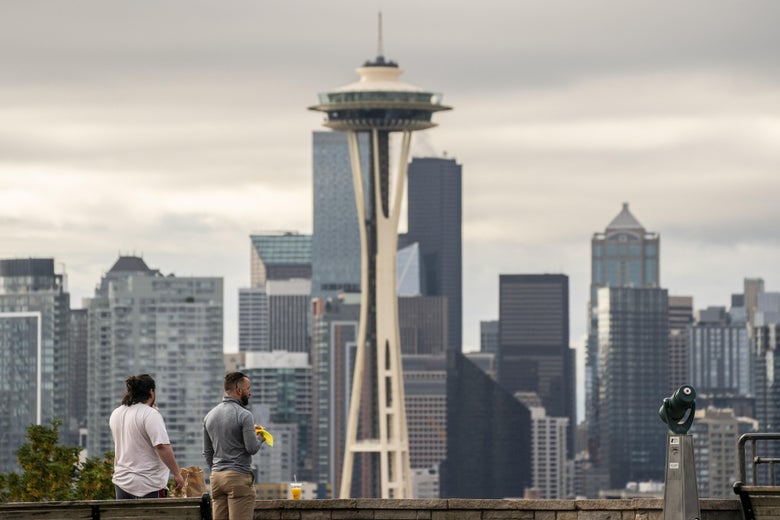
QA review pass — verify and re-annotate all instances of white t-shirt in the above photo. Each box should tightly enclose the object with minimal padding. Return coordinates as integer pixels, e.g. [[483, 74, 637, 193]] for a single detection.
[[109, 403, 171, 496]]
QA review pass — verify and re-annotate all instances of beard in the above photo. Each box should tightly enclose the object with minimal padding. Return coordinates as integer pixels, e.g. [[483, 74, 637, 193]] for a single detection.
[[240, 395, 249, 406]]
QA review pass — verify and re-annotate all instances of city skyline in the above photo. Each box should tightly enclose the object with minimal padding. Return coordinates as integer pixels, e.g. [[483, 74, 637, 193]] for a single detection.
[[2, 1, 779, 365]]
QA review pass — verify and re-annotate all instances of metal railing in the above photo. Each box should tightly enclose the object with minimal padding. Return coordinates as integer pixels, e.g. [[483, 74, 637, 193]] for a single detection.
[[737, 433, 780, 486]]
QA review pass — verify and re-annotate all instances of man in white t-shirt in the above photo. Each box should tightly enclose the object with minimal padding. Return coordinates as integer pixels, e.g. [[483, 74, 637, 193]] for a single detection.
[[109, 374, 185, 499]]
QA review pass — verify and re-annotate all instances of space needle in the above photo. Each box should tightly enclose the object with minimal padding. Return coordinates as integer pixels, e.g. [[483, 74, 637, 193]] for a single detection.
[[310, 16, 451, 499]]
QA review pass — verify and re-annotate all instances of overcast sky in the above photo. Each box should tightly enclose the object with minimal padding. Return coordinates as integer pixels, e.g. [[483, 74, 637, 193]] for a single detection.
[[3, 2, 780, 406]]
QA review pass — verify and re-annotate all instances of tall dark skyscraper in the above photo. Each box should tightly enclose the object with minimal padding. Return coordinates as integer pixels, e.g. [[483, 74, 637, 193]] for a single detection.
[[441, 349, 531, 498], [404, 157, 462, 351], [497, 274, 575, 456], [596, 287, 668, 488]]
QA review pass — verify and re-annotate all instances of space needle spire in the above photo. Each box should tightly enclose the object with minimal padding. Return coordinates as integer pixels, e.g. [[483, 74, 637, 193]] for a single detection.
[[377, 11, 384, 59], [310, 20, 451, 499]]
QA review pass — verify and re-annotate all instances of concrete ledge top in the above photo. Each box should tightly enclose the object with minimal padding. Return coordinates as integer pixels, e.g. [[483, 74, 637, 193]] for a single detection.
[[251, 498, 741, 510]]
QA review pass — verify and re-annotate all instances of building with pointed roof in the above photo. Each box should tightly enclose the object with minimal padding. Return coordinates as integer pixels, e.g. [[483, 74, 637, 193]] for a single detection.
[[583, 203, 661, 491]]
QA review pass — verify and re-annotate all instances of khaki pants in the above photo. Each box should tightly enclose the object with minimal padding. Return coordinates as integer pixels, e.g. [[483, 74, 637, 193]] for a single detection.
[[210, 470, 255, 520]]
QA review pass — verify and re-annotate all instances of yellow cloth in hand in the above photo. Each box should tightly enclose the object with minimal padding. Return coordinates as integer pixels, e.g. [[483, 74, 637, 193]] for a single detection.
[[254, 425, 274, 447]]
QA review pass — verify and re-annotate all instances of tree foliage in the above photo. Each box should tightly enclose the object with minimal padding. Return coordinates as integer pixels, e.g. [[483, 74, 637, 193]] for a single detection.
[[0, 420, 115, 503], [76, 451, 115, 500]]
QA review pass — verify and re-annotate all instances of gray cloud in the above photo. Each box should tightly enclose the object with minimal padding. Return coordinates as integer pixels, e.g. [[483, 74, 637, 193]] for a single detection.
[[1, 0, 780, 356]]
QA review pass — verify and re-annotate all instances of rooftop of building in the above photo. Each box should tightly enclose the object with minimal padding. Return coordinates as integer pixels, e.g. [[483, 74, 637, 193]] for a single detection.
[[108, 256, 153, 273], [606, 203, 645, 231], [251, 233, 311, 265]]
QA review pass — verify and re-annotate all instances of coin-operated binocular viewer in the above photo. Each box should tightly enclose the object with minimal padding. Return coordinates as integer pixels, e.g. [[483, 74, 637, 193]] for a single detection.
[[659, 385, 700, 520]]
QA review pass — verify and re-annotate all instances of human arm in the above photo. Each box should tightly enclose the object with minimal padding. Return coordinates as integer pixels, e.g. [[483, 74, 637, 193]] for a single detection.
[[203, 422, 214, 469], [242, 414, 263, 455], [155, 444, 184, 490]]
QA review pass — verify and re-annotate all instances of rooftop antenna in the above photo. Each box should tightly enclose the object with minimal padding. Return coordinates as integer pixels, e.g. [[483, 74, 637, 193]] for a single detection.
[[377, 11, 384, 58]]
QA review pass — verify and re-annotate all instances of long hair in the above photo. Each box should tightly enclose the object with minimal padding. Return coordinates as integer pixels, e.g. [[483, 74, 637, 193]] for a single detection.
[[121, 374, 155, 406]]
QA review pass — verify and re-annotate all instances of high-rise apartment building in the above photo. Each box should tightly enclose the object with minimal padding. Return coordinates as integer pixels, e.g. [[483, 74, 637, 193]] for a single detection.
[[310, 295, 360, 496], [402, 355, 447, 470], [0, 258, 71, 471], [267, 279, 311, 352], [403, 157, 462, 351], [241, 351, 311, 482], [690, 407, 758, 498], [515, 392, 571, 499], [585, 203, 659, 466], [596, 286, 668, 489], [668, 296, 693, 392], [85, 256, 223, 468], [68, 308, 88, 438], [238, 287, 269, 352], [497, 274, 575, 456], [689, 306, 751, 397]]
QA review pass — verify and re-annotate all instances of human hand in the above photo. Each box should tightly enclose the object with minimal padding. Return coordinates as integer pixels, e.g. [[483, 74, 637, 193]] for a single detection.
[[174, 472, 185, 490], [255, 425, 267, 444]]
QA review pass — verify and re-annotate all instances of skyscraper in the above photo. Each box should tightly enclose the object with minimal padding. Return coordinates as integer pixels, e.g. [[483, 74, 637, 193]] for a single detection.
[[402, 354, 447, 471], [310, 295, 360, 495], [85, 256, 223, 468], [690, 407, 757, 498], [403, 157, 462, 351], [0, 258, 70, 471], [240, 351, 311, 483], [441, 349, 531, 498], [398, 296, 448, 355], [68, 308, 89, 440], [238, 287, 268, 352], [521, 398, 570, 499], [267, 279, 311, 352], [241, 233, 311, 352], [689, 306, 751, 397], [497, 274, 575, 456], [585, 203, 659, 465], [311, 131, 367, 298], [250, 232, 311, 288], [668, 295, 694, 392], [597, 286, 668, 488], [310, 36, 450, 498], [480, 320, 499, 354]]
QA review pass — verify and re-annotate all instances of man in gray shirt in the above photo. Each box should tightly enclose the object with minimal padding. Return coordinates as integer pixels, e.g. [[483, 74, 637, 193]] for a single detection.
[[203, 372, 264, 520]]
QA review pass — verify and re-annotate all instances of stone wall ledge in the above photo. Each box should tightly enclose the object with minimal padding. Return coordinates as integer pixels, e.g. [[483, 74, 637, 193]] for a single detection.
[[255, 498, 741, 511], [0, 497, 745, 520]]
